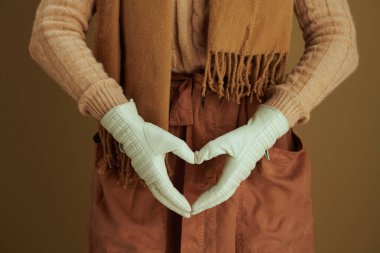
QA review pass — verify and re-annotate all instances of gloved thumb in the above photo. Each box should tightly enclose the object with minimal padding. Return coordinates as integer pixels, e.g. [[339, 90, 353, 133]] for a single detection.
[[143, 122, 195, 164], [195, 132, 239, 164]]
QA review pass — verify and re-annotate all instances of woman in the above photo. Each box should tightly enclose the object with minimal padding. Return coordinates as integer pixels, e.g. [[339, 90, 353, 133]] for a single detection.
[[28, 0, 359, 252]]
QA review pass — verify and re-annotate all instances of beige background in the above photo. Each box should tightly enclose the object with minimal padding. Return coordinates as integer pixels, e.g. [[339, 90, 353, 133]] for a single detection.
[[1, 0, 379, 252]]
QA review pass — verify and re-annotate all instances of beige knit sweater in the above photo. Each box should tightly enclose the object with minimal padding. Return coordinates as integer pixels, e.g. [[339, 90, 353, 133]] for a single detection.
[[28, 0, 359, 128], [171, 0, 209, 74]]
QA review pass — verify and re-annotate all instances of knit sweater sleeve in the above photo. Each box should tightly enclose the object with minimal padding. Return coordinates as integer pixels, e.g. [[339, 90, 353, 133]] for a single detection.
[[28, 0, 129, 121], [263, 0, 359, 128]]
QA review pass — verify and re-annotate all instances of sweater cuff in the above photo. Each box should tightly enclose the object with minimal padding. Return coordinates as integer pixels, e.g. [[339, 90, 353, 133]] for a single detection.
[[77, 79, 129, 121], [262, 85, 310, 128]]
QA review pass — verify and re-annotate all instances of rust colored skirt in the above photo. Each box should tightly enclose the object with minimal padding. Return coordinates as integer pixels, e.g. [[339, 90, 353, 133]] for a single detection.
[[87, 69, 315, 253]]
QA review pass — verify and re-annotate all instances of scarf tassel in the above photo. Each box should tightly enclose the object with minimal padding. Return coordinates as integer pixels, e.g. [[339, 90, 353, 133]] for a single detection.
[[201, 49, 288, 105], [201, 24, 288, 104]]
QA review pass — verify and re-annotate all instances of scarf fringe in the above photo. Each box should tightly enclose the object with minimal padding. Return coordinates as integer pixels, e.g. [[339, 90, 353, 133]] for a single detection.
[[201, 50, 288, 104], [94, 50, 288, 190]]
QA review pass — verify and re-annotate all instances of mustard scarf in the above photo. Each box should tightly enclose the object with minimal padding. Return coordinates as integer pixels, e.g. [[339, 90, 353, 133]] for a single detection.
[[92, 0, 294, 187]]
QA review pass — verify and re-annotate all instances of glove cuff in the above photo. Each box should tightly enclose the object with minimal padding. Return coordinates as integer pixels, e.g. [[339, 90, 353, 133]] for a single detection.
[[100, 98, 142, 143], [246, 104, 290, 157], [257, 104, 290, 137]]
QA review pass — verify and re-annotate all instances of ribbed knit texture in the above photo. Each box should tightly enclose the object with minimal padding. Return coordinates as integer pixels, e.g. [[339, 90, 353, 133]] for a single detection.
[[263, 0, 359, 127], [28, 0, 359, 127], [28, 0, 129, 121]]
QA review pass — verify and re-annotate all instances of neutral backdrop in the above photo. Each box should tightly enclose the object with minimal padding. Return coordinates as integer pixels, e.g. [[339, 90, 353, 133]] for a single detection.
[[1, 0, 379, 252]]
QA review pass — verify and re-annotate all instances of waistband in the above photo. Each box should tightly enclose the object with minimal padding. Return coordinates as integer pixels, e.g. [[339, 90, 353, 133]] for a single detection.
[[171, 69, 205, 84], [168, 70, 207, 127]]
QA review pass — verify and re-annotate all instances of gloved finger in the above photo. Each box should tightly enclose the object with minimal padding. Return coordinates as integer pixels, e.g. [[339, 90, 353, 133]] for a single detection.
[[191, 158, 244, 214], [191, 178, 239, 215], [154, 169, 192, 213], [194, 134, 235, 164], [149, 185, 191, 218], [144, 122, 192, 158], [154, 182, 191, 216], [155, 179, 191, 213], [170, 138, 196, 164]]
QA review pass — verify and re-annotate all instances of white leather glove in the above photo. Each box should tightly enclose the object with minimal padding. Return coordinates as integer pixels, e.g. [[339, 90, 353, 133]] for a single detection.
[[100, 98, 195, 218], [191, 104, 289, 215]]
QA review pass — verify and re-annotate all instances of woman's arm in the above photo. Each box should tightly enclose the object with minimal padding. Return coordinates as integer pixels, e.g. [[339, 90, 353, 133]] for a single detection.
[[28, 0, 128, 121], [263, 0, 359, 128]]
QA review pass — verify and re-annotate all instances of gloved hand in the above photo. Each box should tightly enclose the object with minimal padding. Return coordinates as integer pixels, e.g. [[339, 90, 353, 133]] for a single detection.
[[100, 98, 195, 218], [191, 104, 290, 215]]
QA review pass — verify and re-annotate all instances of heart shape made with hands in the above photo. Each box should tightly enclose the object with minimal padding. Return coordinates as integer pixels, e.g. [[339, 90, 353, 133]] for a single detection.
[[102, 99, 289, 219], [156, 130, 269, 216]]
